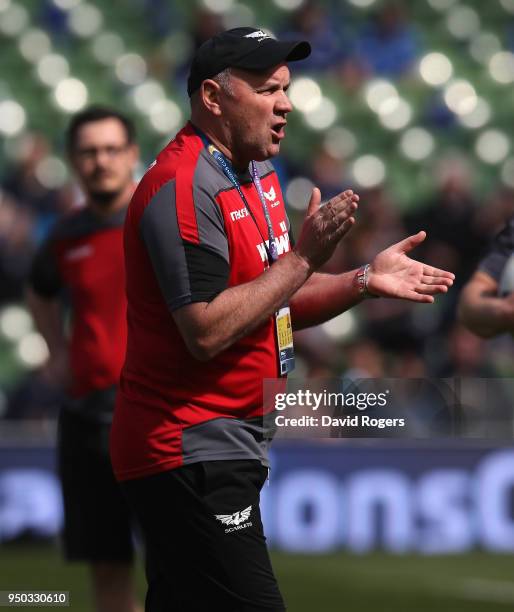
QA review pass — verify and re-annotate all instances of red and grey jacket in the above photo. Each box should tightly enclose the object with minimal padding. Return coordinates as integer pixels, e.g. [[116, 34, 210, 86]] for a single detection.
[[28, 206, 128, 397], [110, 122, 292, 481]]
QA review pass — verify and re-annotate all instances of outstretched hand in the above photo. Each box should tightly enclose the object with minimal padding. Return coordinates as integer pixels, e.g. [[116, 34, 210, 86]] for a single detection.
[[367, 231, 455, 303]]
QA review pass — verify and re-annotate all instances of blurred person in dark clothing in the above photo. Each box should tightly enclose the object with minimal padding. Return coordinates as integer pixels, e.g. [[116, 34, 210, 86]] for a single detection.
[[172, 7, 225, 93], [2, 133, 71, 232], [353, 1, 419, 77], [310, 142, 349, 201], [406, 155, 488, 325], [0, 188, 36, 302], [474, 186, 514, 239], [282, 0, 348, 72], [329, 186, 423, 353], [458, 214, 514, 427], [190, 6, 224, 49], [436, 323, 497, 377], [26, 107, 142, 612], [0, 133, 71, 303], [406, 155, 487, 283], [459, 215, 514, 339], [343, 338, 386, 379]]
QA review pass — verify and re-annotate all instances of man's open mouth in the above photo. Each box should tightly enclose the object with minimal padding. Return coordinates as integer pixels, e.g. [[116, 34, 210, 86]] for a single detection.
[[271, 122, 287, 139]]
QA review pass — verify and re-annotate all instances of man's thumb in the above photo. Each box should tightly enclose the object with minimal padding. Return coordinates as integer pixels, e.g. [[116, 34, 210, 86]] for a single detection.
[[306, 187, 321, 218], [396, 230, 426, 253]]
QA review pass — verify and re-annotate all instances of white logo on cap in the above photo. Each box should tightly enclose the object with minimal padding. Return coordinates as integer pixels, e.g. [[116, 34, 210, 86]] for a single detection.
[[244, 30, 272, 42]]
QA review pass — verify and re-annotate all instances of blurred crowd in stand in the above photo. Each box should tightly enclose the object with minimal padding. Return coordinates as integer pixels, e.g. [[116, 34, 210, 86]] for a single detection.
[[2, 0, 514, 421]]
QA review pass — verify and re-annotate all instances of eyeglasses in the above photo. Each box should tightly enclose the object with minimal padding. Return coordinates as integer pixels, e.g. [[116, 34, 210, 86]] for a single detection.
[[75, 144, 130, 161]]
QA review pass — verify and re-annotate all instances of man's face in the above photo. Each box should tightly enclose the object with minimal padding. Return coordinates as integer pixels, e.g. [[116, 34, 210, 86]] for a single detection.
[[218, 63, 292, 166], [70, 118, 138, 204]]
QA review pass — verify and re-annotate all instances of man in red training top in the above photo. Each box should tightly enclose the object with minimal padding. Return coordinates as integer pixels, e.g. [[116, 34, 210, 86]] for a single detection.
[[111, 28, 455, 611], [27, 107, 141, 612]]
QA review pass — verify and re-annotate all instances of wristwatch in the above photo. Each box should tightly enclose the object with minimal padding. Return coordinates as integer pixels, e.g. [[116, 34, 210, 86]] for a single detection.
[[356, 264, 379, 299]]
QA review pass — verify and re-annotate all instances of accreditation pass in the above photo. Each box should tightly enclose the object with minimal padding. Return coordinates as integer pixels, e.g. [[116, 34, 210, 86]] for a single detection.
[[275, 306, 295, 375]]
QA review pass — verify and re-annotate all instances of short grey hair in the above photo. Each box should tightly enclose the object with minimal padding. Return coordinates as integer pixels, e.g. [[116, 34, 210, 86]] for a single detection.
[[212, 67, 233, 95], [189, 67, 233, 108]]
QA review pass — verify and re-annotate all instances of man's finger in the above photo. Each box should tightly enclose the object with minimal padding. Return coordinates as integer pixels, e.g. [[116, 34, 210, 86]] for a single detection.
[[334, 216, 355, 240], [329, 189, 354, 206], [306, 187, 321, 217], [323, 197, 358, 225], [421, 275, 454, 286], [415, 283, 449, 295], [332, 201, 358, 225], [393, 231, 427, 254], [401, 289, 434, 303], [325, 190, 358, 211], [422, 265, 455, 280]]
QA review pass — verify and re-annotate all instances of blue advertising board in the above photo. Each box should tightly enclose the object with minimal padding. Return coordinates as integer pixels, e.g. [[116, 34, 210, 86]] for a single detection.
[[2, 441, 514, 554]]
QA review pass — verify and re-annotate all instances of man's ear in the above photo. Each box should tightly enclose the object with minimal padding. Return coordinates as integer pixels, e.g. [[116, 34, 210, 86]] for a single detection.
[[200, 79, 223, 116]]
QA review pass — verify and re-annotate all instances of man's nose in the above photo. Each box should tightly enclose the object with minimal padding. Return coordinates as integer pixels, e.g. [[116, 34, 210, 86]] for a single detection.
[[92, 150, 113, 170], [95, 149, 111, 163], [276, 91, 293, 114]]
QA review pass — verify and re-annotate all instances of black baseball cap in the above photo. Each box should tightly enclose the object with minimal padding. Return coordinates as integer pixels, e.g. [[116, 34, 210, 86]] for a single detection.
[[187, 27, 311, 96]]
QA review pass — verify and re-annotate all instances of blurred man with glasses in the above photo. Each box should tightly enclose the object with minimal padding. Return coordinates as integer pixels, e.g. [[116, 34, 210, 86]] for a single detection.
[[27, 106, 141, 612]]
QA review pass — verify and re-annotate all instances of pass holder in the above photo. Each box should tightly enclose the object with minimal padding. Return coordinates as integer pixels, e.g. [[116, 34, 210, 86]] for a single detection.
[[275, 305, 295, 375]]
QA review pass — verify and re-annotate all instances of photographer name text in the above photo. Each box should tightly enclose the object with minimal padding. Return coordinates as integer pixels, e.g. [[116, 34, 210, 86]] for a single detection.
[[275, 414, 405, 429]]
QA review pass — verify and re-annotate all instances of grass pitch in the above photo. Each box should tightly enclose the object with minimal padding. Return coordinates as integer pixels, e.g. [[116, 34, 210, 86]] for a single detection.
[[1, 544, 514, 610]]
